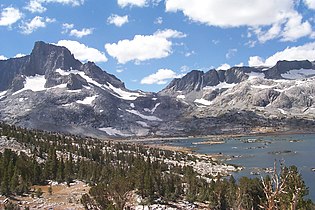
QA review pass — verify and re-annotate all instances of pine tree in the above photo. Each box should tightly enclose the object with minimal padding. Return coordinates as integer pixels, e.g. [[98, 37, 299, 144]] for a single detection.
[[57, 157, 65, 183], [1, 170, 10, 196], [10, 166, 19, 194]]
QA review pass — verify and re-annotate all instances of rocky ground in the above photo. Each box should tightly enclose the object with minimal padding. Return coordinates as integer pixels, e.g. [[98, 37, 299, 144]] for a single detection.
[[0, 181, 89, 209]]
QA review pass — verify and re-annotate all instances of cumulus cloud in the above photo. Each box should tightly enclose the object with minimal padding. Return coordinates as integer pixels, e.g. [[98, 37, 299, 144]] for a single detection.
[[107, 14, 129, 27], [304, 0, 315, 10], [56, 40, 108, 63], [235, 62, 244, 67], [141, 69, 183, 85], [25, 0, 85, 13], [62, 23, 74, 33], [248, 56, 265, 67], [25, 0, 47, 13], [0, 55, 8, 60], [217, 63, 231, 70], [0, 7, 22, 26], [248, 42, 315, 67], [117, 0, 147, 7], [165, 0, 314, 42], [69, 28, 93, 38], [105, 29, 186, 64], [20, 16, 55, 34], [14, 53, 26, 58]]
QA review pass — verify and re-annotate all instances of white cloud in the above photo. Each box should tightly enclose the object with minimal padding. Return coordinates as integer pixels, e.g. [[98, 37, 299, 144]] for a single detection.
[[25, 0, 85, 13], [25, 0, 47, 13], [235, 62, 244, 67], [117, 0, 161, 7], [0, 7, 22, 26], [248, 56, 265, 67], [155, 29, 186, 38], [62, 23, 74, 33], [304, 0, 315, 9], [69, 28, 93, 38], [154, 17, 163, 24], [117, 0, 147, 7], [105, 29, 186, 64], [281, 13, 312, 42], [248, 42, 315, 67], [226, 48, 237, 59], [0, 55, 8, 60], [254, 24, 282, 43], [14, 53, 26, 58], [107, 14, 129, 27], [165, 0, 314, 42], [217, 63, 231, 70], [245, 40, 257, 48], [185, 50, 195, 57], [56, 40, 108, 63], [180, 65, 190, 72], [141, 69, 182, 85], [20, 16, 55, 34]]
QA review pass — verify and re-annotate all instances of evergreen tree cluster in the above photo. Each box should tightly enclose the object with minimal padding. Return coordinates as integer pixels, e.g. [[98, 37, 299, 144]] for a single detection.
[[0, 122, 313, 209]]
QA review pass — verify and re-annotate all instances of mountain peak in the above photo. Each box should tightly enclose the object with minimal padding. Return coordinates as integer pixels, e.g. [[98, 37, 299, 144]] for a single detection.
[[25, 41, 82, 76]]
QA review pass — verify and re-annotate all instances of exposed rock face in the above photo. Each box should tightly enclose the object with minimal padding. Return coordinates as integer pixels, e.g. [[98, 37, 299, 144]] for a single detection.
[[1, 41, 315, 138], [0, 41, 188, 138], [264, 60, 313, 79]]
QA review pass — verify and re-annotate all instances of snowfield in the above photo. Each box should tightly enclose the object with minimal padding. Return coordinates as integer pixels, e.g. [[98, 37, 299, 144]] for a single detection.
[[126, 109, 162, 121], [281, 69, 315, 80]]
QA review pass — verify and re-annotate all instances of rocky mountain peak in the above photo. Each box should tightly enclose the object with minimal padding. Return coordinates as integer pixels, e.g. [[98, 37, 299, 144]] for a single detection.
[[0, 41, 127, 93], [265, 60, 314, 79], [26, 41, 82, 76]]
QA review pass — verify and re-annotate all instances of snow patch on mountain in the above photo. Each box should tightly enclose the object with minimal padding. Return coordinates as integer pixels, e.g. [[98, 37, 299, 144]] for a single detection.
[[246, 72, 265, 80], [281, 69, 315, 80], [203, 82, 237, 90], [107, 83, 142, 101], [177, 95, 185, 99], [13, 75, 46, 95], [136, 121, 149, 127], [98, 127, 131, 137], [0, 91, 7, 100], [252, 84, 276, 89], [76, 95, 98, 105], [194, 98, 212, 106], [56, 68, 103, 88], [126, 109, 162, 121], [56, 68, 143, 100], [13, 75, 67, 95], [278, 108, 287, 115], [152, 103, 160, 113]]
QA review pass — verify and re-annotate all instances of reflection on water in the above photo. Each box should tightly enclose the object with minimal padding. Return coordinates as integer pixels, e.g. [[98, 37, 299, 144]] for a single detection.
[[163, 134, 315, 201]]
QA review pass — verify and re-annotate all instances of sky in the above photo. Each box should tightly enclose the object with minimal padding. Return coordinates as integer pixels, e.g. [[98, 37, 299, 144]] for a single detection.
[[0, 0, 315, 92]]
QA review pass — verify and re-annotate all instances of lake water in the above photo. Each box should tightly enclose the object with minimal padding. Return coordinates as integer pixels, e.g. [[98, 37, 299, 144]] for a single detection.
[[163, 134, 315, 201]]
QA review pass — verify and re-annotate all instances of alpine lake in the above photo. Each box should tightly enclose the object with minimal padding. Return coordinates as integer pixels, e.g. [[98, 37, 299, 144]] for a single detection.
[[147, 133, 315, 201]]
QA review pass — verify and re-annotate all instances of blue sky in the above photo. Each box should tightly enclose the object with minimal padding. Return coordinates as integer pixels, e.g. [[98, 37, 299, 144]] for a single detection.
[[1, 0, 315, 92]]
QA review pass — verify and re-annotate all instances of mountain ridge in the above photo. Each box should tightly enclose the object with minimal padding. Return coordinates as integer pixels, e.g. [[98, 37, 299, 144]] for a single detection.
[[1, 41, 315, 138]]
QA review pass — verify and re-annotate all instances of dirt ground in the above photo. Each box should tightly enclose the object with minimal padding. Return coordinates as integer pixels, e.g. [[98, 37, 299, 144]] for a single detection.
[[0, 180, 90, 210]]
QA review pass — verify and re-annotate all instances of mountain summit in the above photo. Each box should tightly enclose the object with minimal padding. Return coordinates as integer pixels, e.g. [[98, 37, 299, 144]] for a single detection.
[[0, 42, 315, 137]]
